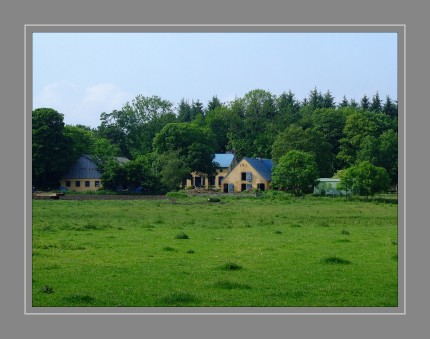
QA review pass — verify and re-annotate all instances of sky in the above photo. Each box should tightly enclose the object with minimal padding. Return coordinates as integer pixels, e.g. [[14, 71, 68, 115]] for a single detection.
[[32, 32, 398, 128]]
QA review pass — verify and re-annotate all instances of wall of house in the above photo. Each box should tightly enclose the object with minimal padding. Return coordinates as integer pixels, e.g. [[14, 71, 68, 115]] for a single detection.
[[221, 159, 270, 192], [60, 178, 102, 192], [186, 169, 229, 190]]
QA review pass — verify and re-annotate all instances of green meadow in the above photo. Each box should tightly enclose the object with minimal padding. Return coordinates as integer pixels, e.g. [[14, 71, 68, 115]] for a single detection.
[[32, 194, 398, 307]]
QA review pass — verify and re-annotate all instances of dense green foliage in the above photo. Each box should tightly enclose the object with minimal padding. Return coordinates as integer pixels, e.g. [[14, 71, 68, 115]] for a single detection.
[[32, 88, 398, 193], [32, 196, 398, 307], [337, 161, 391, 197], [272, 150, 319, 196], [32, 108, 75, 188]]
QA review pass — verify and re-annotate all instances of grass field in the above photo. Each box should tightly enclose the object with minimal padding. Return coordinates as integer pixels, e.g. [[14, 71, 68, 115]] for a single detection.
[[32, 194, 398, 307]]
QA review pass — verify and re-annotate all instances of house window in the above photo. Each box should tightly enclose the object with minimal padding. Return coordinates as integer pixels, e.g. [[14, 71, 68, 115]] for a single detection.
[[75, 180, 81, 187], [209, 177, 215, 187], [218, 176, 224, 186], [246, 183, 252, 190], [194, 176, 201, 187], [241, 183, 247, 191], [66, 181, 71, 187], [85, 181, 90, 187], [241, 172, 252, 182], [95, 181, 100, 187], [257, 183, 265, 191]]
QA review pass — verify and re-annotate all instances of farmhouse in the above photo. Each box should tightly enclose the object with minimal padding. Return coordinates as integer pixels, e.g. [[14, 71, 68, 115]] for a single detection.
[[220, 157, 273, 193], [60, 154, 129, 192], [185, 153, 237, 190], [314, 178, 348, 196]]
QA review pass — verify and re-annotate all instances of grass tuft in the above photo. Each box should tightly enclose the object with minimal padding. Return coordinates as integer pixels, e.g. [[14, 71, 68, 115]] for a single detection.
[[186, 249, 195, 254], [163, 246, 177, 252], [63, 294, 95, 304], [341, 230, 351, 235], [175, 232, 189, 239], [220, 262, 242, 271], [322, 256, 351, 265], [160, 291, 197, 305], [214, 280, 251, 290], [41, 285, 54, 294]]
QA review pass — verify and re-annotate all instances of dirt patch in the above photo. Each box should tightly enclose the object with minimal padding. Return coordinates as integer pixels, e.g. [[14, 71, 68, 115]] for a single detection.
[[44, 194, 170, 201]]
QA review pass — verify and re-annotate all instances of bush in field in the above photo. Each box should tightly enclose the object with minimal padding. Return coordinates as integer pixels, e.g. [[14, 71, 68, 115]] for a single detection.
[[337, 161, 390, 198], [272, 150, 319, 197]]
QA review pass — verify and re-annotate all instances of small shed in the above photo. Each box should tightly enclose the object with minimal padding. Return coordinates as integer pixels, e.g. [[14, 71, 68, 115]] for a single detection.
[[314, 178, 347, 196]]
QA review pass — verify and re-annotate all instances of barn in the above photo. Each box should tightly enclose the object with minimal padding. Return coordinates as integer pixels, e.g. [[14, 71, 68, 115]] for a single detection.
[[60, 155, 129, 192], [185, 153, 237, 190], [220, 157, 273, 193]]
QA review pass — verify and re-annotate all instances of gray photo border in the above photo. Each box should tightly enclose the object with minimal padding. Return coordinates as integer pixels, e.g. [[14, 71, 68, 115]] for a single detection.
[[4, 0, 430, 338], [25, 24, 405, 315]]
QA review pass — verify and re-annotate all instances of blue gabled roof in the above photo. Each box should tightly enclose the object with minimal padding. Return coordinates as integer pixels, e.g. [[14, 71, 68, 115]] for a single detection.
[[213, 153, 235, 168], [243, 157, 273, 181]]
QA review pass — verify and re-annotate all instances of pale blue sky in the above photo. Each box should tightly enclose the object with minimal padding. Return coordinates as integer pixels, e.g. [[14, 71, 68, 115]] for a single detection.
[[33, 32, 397, 128]]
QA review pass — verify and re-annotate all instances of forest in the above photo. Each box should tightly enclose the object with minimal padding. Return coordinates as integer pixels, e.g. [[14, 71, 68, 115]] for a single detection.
[[32, 88, 398, 195]]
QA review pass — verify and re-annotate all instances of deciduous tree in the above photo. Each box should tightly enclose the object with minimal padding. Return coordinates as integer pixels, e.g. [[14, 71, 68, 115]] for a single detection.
[[272, 150, 319, 196], [32, 108, 75, 188], [338, 161, 390, 198]]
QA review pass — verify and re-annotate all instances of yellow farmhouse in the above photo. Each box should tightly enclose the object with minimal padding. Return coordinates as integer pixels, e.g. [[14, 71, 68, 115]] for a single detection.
[[220, 157, 273, 193], [185, 153, 237, 190]]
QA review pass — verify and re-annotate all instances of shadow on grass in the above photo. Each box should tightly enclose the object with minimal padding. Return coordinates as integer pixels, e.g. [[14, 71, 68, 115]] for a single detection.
[[159, 291, 197, 305]]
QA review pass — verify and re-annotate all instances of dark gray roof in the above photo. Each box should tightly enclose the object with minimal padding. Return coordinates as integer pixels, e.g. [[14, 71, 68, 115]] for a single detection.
[[63, 155, 101, 179], [244, 157, 273, 181], [62, 154, 130, 179]]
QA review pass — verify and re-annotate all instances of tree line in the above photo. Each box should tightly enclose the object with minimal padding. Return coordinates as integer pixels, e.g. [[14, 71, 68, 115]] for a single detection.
[[32, 88, 398, 195]]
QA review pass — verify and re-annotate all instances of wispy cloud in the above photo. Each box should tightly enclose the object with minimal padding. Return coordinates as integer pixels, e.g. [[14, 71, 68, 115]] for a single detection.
[[33, 82, 131, 128]]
